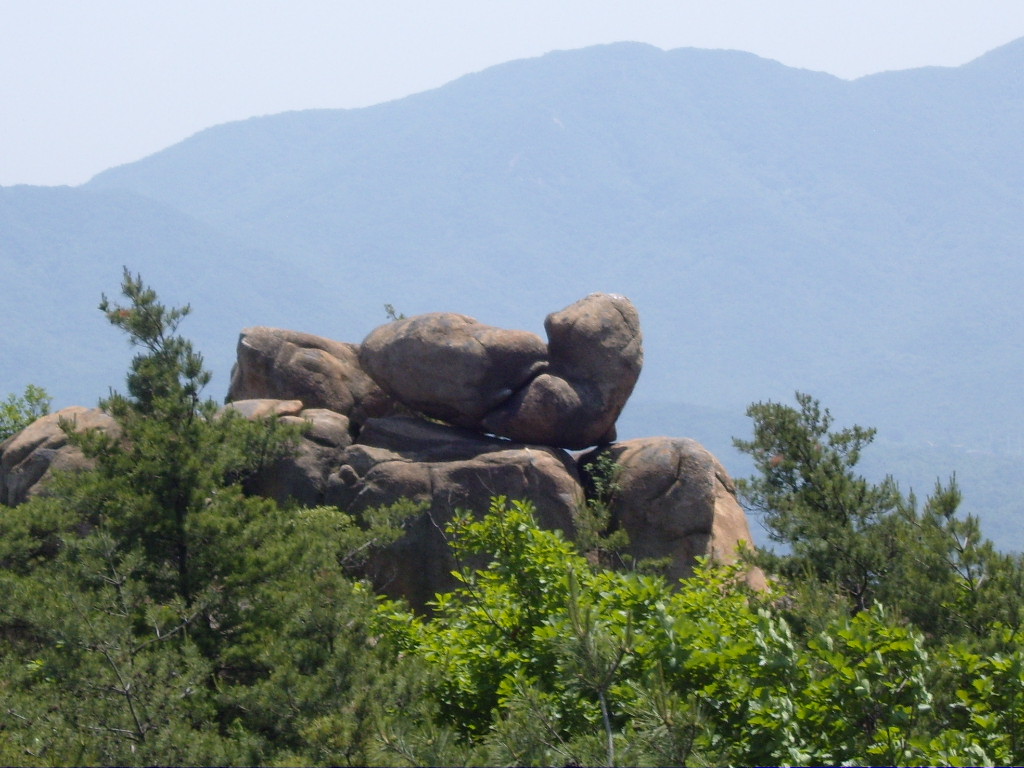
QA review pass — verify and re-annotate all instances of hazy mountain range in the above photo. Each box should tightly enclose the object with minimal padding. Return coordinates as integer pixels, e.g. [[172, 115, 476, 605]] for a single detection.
[[3, 39, 1023, 547]]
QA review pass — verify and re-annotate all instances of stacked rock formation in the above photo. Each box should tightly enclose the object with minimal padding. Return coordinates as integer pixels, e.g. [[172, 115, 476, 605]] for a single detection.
[[0, 293, 764, 609], [357, 292, 642, 449]]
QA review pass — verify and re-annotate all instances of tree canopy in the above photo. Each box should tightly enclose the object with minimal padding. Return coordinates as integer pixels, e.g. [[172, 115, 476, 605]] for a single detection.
[[0, 272, 416, 765], [1, 278, 1022, 766], [0, 384, 50, 442]]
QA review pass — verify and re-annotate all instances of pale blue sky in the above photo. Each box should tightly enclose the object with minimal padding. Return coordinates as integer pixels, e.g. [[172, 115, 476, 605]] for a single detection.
[[3, 0, 1024, 187]]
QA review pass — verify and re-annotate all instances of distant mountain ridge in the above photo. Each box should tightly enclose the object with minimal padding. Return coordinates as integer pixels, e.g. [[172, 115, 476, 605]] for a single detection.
[[3, 39, 1023, 546]]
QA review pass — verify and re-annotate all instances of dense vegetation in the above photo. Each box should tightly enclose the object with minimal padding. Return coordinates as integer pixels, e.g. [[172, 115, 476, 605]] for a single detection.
[[1, 274, 1022, 766]]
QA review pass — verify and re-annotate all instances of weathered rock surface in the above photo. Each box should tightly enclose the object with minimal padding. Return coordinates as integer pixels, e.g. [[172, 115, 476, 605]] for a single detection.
[[325, 416, 583, 610], [359, 313, 547, 429], [360, 294, 643, 449], [2, 294, 765, 607], [0, 406, 117, 506], [227, 327, 398, 426], [581, 437, 765, 589], [221, 399, 354, 507], [221, 398, 306, 420], [483, 293, 643, 449]]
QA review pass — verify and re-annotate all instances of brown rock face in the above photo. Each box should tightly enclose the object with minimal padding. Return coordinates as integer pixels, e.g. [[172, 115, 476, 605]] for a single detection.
[[221, 400, 354, 507], [581, 437, 765, 589], [2, 293, 765, 609], [546, 293, 644, 383], [220, 398, 305, 420], [325, 416, 583, 610], [0, 407, 117, 506], [227, 327, 398, 426], [359, 313, 548, 429], [359, 294, 643, 449], [482, 293, 643, 449]]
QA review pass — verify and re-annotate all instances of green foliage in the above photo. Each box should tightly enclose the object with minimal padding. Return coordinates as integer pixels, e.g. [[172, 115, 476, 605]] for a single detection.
[[382, 498, 583, 738], [576, 450, 636, 571], [0, 272, 421, 765], [734, 391, 1024, 651], [928, 632, 1024, 765], [0, 384, 51, 442], [379, 496, 1024, 766], [733, 392, 906, 611], [1, 530, 246, 765], [55, 269, 302, 607], [5, 275, 1024, 767], [383, 303, 406, 321]]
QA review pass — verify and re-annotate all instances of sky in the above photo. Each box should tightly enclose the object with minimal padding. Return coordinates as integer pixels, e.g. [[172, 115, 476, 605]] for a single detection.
[[3, 0, 1024, 188]]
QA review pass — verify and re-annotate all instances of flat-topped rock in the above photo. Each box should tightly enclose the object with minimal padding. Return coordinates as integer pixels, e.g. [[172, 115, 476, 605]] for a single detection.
[[325, 416, 583, 610]]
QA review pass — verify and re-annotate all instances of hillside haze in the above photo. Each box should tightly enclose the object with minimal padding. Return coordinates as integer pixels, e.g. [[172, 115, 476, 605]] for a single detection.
[[3, 40, 1023, 544]]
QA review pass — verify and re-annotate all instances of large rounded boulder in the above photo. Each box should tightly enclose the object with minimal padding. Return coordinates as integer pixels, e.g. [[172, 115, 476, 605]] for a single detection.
[[0, 407, 118, 506], [482, 293, 643, 448], [359, 313, 547, 429], [581, 436, 765, 588]]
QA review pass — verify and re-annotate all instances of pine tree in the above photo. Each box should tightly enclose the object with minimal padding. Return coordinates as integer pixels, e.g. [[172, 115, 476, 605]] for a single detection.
[[733, 391, 1024, 649], [733, 392, 906, 611], [0, 271, 421, 765]]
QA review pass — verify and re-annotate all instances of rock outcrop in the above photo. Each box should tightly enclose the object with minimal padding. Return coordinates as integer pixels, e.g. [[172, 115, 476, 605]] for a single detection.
[[359, 293, 642, 449], [581, 437, 765, 590], [0, 294, 763, 608], [0, 406, 117, 506], [227, 326, 400, 426], [482, 293, 643, 448]]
